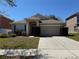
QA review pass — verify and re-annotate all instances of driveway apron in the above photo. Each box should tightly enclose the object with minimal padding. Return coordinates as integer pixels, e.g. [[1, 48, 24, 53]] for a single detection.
[[38, 36, 79, 59]]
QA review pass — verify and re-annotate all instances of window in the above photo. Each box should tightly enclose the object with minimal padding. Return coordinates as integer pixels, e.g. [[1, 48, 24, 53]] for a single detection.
[[77, 24, 79, 26], [74, 26, 77, 31]]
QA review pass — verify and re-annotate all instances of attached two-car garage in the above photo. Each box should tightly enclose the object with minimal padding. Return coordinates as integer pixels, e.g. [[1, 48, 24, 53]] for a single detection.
[[40, 24, 63, 36]]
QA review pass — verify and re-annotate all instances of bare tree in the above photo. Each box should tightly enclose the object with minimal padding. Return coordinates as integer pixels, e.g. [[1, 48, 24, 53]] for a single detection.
[[0, 0, 16, 7], [0, 0, 16, 15], [6, 0, 16, 7]]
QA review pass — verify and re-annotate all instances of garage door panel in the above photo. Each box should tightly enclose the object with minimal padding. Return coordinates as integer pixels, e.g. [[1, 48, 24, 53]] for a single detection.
[[40, 26, 61, 36]]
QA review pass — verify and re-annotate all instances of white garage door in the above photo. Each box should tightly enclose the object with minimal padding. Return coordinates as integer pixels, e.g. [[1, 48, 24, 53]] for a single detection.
[[40, 25, 61, 36]]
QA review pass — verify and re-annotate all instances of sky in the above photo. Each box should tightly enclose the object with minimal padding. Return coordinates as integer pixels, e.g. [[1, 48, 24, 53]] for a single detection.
[[0, 0, 79, 21]]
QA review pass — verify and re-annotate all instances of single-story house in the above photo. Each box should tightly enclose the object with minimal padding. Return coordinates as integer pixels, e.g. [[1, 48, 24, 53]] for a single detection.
[[12, 15, 67, 36], [66, 12, 79, 33], [0, 15, 13, 34]]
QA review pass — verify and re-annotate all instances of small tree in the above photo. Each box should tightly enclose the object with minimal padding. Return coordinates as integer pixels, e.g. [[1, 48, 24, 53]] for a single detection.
[[48, 15, 59, 20]]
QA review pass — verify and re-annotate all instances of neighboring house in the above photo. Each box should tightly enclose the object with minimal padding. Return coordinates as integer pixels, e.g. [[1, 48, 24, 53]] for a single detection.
[[12, 14, 67, 36], [0, 15, 13, 33], [66, 13, 79, 33]]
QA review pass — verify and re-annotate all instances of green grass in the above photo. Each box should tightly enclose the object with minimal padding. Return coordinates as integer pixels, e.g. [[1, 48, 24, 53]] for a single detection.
[[0, 37, 39, 49], [67, 33, 79, 41]]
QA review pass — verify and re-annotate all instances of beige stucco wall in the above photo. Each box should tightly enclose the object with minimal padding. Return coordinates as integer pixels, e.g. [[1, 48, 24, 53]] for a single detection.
[[66, 16, 77, 33]]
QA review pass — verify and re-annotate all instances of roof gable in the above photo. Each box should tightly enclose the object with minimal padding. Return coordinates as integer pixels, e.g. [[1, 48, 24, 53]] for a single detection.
[[66, 12, 79, 21]]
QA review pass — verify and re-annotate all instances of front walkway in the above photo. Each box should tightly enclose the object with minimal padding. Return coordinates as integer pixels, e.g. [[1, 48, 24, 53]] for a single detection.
[[38, 36, 79, 59]]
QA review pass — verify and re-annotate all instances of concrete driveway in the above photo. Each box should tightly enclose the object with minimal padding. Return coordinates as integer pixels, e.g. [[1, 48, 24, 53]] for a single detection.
[[38, 36, 79, 59]]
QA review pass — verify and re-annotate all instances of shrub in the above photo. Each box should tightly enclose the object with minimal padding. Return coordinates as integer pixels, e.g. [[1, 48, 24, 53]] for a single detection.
[[15, 30, 23, 35], [0, 34, 9, 38], [9, 34, 16, 37]]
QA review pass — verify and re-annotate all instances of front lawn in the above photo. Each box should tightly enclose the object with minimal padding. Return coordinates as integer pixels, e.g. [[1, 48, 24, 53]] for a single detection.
[[0, 36, 39, 49], [67, 33, 79, 41]]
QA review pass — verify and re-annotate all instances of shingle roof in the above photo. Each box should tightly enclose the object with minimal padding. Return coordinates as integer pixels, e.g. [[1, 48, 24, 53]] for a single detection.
[[0, 15, 13, 22], [41, 19, 64, 24], [27, 16, 48, 20], [66, 12, 79, 21], [12, 20, 26, 24], [12, 14, 64, 24], [28, 17, 41, 20]]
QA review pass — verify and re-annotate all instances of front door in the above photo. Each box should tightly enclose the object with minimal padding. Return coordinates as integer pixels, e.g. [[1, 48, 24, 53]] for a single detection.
[[31, 26, 40, 36]]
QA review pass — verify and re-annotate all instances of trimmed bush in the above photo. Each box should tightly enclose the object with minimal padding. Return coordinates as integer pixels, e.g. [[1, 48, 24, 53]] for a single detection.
[[9, 34, 16, 37], [0, 34, 9, 38], [15, 30, 23, 35]]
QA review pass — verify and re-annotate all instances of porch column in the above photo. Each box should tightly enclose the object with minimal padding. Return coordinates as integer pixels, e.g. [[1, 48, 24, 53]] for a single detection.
[[14, 24, 16, 33], [26, 23, 29, 35], [36, 21, 39, 27]]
